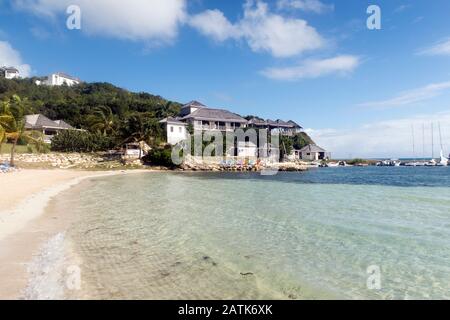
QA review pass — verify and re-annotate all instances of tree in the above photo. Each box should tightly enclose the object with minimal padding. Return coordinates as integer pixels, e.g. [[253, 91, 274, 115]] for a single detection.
[[0, 78, 181, 138], [186, 122, 194, 135], [51, 130, 114, 152], [292, 132, 314, 150], [1, 96, 45, 166], [86, 105, 116, 136], [118, 113, 162, 146], [280, 135, 293, 161], [0, 102, 13, 155]]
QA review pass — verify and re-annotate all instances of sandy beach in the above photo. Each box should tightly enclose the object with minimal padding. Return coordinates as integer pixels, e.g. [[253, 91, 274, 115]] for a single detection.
[[0, 169, 147, 300]]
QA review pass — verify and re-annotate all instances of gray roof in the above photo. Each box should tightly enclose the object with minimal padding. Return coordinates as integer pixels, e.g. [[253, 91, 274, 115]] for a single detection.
[[182, 100, 207, 109], [275, 119, 293, 128], [159, 117, 186, 125], [299, 144, 326, 153], [182, 108, 248, 123], [248, 117, 267, 126], [287, 120, 302, 129], [25, 114, 73, 130], [266, 119, 292, 128], [1, 67, 19, 73], [54, 120, 74, 129]]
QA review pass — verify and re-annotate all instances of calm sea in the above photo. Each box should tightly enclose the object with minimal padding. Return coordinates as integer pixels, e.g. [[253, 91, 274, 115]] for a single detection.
[[51, 167, 450, 299]]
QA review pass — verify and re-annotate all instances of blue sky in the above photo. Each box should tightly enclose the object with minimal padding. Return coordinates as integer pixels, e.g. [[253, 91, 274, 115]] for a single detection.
[[1, 0, 450, 158]]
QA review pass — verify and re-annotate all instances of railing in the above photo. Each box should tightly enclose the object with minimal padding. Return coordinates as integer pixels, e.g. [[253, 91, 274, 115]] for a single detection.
[[198, 125, 234, 131]]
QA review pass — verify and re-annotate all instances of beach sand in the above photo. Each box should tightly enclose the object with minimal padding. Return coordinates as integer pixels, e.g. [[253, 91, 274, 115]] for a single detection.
[[0, 169, 148, 300]]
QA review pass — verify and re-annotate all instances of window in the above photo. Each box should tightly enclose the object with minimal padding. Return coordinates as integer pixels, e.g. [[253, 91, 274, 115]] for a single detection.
[[170, 126, 174, 133], [179, 127, 182, 133]]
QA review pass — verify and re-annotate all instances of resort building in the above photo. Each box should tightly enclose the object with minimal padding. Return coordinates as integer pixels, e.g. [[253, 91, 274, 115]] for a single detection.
[[180, 101, 248, 133], [159, 117, 188, 145], [160, 100, 306, 159], [25, 114, 75, 143], [293, 144, 330, 161], [0, 67, 20, 79], [43, 72, 81, 86], [162, 101, 303, 144], [248, 118, 303, 136]]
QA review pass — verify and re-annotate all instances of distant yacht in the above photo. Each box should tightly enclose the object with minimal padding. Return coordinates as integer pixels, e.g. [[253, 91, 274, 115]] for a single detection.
[[424, 159, 437, 167], [439, 150, 448, 166], [437, 123, 448, 166]]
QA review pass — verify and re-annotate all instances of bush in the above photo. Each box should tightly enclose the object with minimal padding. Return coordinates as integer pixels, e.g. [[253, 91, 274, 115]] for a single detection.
[[143, 146, 178, 168], [51, 130, 115, 152], [347, 158, 367, 165]]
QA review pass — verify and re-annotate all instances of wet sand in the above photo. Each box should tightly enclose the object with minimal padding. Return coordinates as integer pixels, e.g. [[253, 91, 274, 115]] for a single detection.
[[0, 169, 150, 299]]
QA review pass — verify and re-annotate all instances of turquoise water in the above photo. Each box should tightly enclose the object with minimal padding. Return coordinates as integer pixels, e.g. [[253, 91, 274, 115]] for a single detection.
[[55, 167, 450, 299]]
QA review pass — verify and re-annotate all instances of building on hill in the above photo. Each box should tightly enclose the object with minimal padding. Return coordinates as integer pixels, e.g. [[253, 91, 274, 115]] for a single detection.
[[0, 66, 20, 79], [25, 114, 76, 143], [181, 101, 248, 132], [41, 72, 81, 86], [161, 100, 306, 159], [179, 100, 207, 117]]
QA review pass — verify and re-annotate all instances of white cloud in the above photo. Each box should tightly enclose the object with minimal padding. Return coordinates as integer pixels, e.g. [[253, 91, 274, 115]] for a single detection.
[[13, 0, 187, 43], [188, 0, 324, 57], [358, 81, 450, 108], [0, 41, 31, 77], [417, 38, 450, 56], [308, 111, 450, 159], [261, 55, 360, 80], [393, 4, 411, 13], [276, 0, 334, 14], [189, 9, 239, 42]]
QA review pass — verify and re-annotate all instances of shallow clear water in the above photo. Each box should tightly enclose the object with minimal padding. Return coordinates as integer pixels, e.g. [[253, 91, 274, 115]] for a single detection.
[[54, 167, 450, 299]]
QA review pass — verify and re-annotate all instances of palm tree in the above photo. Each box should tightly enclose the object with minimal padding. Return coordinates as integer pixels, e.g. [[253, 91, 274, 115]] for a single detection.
[[0, 115, 10, 155], [0, 99, 15, 156], [86, 106, 116, 136], [120, 113, 162, 145], [0, 96, 45, 166]]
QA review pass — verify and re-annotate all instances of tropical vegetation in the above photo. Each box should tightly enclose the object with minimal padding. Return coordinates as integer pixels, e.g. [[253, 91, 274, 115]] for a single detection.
[[0, 77, 181, 148], [0, 77, 316, 164], [51, 130, 115, 153], [0, 95, 47, 165]]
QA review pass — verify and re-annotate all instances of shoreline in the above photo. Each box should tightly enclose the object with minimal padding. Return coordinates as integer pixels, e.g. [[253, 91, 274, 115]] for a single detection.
[[0, 168, 153, 300]]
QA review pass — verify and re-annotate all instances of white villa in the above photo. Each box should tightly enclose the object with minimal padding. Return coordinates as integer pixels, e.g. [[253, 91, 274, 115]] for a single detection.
[[159, 117, 188, 145], [25, 114, 76, 143], [160, 100, 315, 158], [291, 144, 330, 161], [0, 67, 20, 79], [40, 72, 81, 87]]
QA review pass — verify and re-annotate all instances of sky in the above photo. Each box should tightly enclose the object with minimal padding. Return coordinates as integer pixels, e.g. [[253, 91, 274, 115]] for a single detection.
[[1, 0, 450, 158]]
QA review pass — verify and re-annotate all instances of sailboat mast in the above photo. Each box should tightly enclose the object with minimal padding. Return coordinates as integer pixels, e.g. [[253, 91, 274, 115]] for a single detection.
[[438, 122, 443, 151], [431, 123, 434, 159], [422, 123, 425, 160], [412, 125, 415, 159]]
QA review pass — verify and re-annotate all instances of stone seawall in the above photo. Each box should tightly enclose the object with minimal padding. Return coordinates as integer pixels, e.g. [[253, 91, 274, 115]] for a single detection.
[[1, 153, 309, 172], [0, 153, 138, 170]]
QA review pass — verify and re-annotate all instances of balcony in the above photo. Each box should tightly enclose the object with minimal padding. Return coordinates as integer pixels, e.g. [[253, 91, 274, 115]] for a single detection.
[[197, 124, 236, 132]]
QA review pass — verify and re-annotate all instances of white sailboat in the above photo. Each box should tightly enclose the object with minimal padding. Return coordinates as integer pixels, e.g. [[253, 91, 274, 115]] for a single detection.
[[439, 150, 448, 166], [438, 123, 448, 166]]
